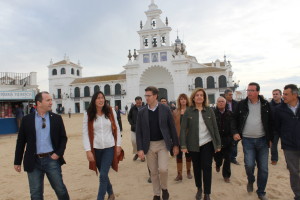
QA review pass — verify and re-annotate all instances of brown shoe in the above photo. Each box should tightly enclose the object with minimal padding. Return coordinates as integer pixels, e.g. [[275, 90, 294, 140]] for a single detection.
[[224, 177, 230, 183], [108, 194, 115, 200], [187, 171, 193, 179], [216, 166, 220, 172], [271, 161, 277, 165], [174, 174, 182, 181]]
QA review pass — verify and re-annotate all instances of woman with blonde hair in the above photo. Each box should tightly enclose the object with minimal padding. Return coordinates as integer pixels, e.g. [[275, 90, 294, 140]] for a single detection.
[[180, 88, 221, 200], [173, 93, 193, 181]]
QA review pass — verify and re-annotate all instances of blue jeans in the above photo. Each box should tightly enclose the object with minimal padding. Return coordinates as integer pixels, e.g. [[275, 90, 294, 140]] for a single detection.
[[94, 147, 114, 200], [242, 137, 269, 196], [271, 134, 279, 162], [27, 156, 69, 200]]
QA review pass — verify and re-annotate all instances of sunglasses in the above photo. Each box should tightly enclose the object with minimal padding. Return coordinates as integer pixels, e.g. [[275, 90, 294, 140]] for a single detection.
[[42, 118, 46, 129]]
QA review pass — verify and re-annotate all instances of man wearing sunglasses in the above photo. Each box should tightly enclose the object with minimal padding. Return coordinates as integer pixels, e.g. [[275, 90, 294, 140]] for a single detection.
[[14, 91, 69, 200]]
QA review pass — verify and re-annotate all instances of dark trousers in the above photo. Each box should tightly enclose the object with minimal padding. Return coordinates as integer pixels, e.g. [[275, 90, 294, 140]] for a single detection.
[[117, 118, 123, 132], [284, 150, 300, 200], [190, 142, 214, 195], [176, 146, 192, 161], [214, 145, 232, 178], [271, 134, 279, 162]]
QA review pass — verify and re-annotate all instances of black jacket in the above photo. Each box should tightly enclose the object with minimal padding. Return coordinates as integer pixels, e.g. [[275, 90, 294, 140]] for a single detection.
[[213, 108, 234, 148], [226, 99, 238, 112], [274, 97, 300, 151], [14, 112, 68, 172], [136, 103, 179, 154], [231, 96, 273, 145], [127, 105, 140, 132]]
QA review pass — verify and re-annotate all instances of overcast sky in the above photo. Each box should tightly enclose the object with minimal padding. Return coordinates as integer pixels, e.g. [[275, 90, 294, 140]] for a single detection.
[[1, 0, 299, 98]]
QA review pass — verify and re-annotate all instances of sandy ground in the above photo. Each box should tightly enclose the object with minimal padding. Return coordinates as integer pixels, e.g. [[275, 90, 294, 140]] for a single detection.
[[0, 113, 294, 200]]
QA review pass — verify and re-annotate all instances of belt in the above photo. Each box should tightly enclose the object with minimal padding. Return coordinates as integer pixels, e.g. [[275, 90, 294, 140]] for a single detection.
[[36, 152, 53, 158]]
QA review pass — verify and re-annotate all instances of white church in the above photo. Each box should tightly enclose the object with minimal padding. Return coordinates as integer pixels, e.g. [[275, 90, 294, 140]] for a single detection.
[[48, 1, 238, 113]]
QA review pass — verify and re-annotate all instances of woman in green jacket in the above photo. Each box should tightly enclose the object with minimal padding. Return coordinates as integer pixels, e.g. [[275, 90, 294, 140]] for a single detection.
[[180, 88, 221, 200]]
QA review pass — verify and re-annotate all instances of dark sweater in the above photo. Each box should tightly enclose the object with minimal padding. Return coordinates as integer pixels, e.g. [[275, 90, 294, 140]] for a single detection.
[[149, 108, 163, 141]]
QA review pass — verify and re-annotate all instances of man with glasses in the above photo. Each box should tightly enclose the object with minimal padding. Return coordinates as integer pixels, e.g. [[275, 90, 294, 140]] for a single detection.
[[136, 86, 179, 200], [274, 84, 300, 200], [14, 92, 69, 200], [232, 82, 273, 200]]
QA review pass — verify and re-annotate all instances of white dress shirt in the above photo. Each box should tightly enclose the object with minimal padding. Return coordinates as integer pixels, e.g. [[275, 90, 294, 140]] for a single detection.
[[82, 109, 121, 151], [198, 111, 212, 147]]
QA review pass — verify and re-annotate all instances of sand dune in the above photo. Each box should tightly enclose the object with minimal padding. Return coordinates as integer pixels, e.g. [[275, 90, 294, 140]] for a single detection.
[[0, 113, 293, 200]]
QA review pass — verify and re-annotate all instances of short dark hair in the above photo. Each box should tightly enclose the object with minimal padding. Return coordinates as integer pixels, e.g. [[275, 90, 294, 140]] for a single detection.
[[284, 84, 299, 95], [145, 86, 159, 99], [160, 97, 167, 101], [35, 91, 49, 105], [248, 82, 260, 91], [224, 88, 233, 95], [272, 89, 282, 95], [135, 96, 142, 101]]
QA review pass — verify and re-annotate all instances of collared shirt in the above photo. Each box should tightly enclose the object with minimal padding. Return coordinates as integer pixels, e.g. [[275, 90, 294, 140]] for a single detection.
[[287, 100, 299, 115], [227, 102, 232, 111], [35, 111, 53, 154], [148, 102, 159, 112], [82, 109, 121, 151]]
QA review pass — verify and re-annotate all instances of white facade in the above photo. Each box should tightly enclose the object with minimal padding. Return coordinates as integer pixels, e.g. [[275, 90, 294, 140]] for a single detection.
[[48, 1, 238, 113]]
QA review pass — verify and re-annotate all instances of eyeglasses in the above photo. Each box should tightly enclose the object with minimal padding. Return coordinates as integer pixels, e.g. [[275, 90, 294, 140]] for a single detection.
[[246, 90, 256, 92], [42, 118, 46, 129]]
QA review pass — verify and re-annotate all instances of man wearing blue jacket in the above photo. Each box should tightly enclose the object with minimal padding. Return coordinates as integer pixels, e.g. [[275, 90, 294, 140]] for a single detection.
[[274, 84, 300, 200]]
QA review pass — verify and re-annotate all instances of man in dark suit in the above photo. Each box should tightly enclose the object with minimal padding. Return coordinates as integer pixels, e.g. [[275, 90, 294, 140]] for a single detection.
[[14, 91, 69, 200], [136, 86, 179, 200], [224, 88, 240, 165]]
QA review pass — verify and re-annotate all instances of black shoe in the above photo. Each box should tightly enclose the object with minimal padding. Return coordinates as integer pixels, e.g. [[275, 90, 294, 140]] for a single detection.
[[162, 189, 169, 200], [133, 154, 138, 161], [195, 188, 202, 200], [247, 182, 254, 193], [153, 195, 161, 200], [204, 194, 210, 200], [231, 160, 240, 165], [147, 177, 152, 183]]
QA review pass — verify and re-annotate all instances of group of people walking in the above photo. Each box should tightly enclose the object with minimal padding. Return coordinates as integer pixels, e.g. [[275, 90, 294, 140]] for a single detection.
[[13, 82, 300, 200]]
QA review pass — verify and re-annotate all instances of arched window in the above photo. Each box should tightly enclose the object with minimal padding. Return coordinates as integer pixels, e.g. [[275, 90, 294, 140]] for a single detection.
[[219, 75, 227, 88], [84, 86, 90, 97], [77, 70, 80, 76], [115, 83, 121, 95], [104, 84, 110, 95], [94, 85, 100, 93], [207, 76, 215, 89], [71, 68, 74, 75], [195, 77, 203, 88], [61, 68, 66, 74], [74, 87, 80, 97], [52, 69, 57, 75]]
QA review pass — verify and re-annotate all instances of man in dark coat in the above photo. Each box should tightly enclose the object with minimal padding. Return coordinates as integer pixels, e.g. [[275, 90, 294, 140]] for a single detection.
[[274, 84, 300, 200], [224, 88, 239, 165], [213, 96, 233, 183], [14, 92, 69, 200], [136, 86, 179, 200], [232, 82, 273, 200]]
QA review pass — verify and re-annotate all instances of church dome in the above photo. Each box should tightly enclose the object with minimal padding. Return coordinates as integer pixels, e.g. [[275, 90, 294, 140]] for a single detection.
[[175, 36, 181, 44]]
